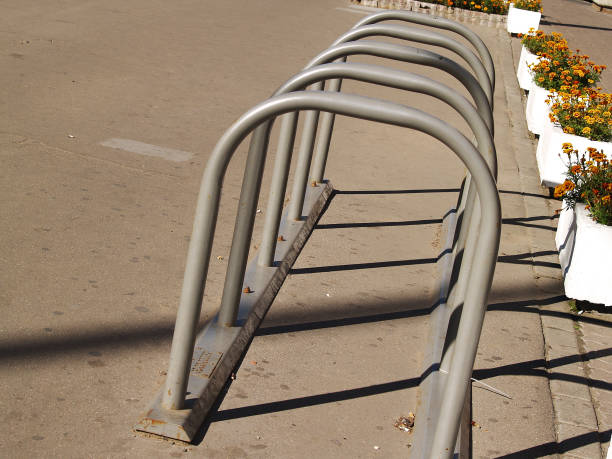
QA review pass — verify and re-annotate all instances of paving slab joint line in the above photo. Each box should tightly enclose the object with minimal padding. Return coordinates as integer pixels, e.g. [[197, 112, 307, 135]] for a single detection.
[[501, 33, 605, 458], [574, 316, 611, 458], [553, 393, 595, 403], [557, 420, 601, 431], [544, 325, 579, 335]]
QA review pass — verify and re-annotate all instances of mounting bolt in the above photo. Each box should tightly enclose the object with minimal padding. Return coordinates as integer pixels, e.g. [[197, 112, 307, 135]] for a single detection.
[[277, 235, 285, 241], [243, 286, 252, 294]]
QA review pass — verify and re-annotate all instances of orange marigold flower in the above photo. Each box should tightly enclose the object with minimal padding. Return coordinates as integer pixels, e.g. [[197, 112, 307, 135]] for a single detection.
[[553, 185, 565, 198]]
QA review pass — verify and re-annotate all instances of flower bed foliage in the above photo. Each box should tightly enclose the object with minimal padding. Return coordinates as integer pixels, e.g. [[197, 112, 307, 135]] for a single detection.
[[548, 89, 612, 141], [513, 0, 542, 12], [419, 0, 509, 15], [520, 30, 566, 56], [531, 52, 605, 92], [554, 144, 612, 225]]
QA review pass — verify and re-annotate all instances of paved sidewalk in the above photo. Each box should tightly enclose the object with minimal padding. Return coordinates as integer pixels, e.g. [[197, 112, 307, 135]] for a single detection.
[[509, 1, 612, 457], [0, 0, 610, 458]]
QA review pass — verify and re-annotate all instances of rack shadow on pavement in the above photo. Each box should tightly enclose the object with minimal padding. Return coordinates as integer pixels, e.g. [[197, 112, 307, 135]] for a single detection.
[[489, 296, 612, 328], [496, 428, 611, 458], [473, 347, 612, 391], [334, 188, 461, 196], [498, 188, 554, 200], [4, 292, 610, 363], [540, 19, 612, 33], [202, 348, 612, 427], [498, 250, 561, 269], [210, 372, 427, 423], [502, 214, 559, 232]]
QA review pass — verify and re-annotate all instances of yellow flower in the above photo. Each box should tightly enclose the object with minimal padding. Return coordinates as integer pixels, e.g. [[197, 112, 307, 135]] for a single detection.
[[582, 127, 591, 135]]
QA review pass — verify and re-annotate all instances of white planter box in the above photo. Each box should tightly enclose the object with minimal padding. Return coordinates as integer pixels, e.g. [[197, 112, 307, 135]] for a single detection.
[[556, 203, 612, 306], [525, 85, 551, 135], [535, 122, 611, 187], [507, 3, 541, 35], [516, 46, 540, 91]]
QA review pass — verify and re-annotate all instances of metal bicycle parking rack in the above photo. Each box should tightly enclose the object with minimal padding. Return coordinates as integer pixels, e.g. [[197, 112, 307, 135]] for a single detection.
[[135, 10, 501, 458]]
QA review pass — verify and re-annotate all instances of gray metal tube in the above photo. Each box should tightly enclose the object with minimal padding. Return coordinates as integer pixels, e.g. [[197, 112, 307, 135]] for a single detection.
[[258, 112, 298, 267], [312, 87, 341, 184], [288, 110, 320, 220], [278, 64, 495, 175], [283, 40, 492, 225], [309, 24, 493, 189], [311, 10, 497, 184], [431, 215, 499, 457], [259, 41, 493, 266], [439, 192, 479, 376], [352, 10, 495, 90], [305, 41, 493, 184], [164, 92, 500, 455], [258, 60, 495, 267], [304, 41, 492, 129], [218, 125, 271, 326], [332, 24, 492, 100]]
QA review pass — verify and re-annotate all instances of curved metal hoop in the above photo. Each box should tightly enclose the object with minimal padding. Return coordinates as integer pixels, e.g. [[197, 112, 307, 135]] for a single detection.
[[257, 62, 496, 267], [162, 91, 500, 459], [352, 10, 495, 89], [276, 40, 492, 226]]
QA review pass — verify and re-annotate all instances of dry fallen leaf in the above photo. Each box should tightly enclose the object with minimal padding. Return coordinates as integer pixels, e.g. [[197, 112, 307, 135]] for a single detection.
[[394, 412, 415, 433]]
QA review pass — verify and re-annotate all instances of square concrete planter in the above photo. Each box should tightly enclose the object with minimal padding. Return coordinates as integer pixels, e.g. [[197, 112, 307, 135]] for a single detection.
[[525, 85, 552, 135], [556, 203, 612, 306], [516, 46, 540, 91], [536, 122, 611, 187], [507, 3, 541, 35]]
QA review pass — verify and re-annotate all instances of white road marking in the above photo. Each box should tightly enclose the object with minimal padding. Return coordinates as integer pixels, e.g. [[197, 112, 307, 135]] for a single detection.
[[100, 138, 193, 162]]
